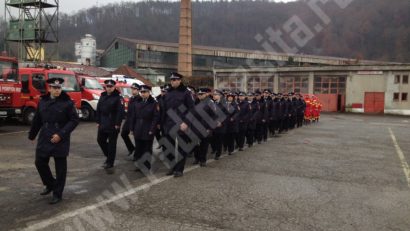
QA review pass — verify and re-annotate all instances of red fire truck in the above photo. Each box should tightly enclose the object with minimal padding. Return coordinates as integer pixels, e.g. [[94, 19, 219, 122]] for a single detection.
[[0, 56, 19, 123], [76, 74, 104, 121], [0, 61, 82, 124]]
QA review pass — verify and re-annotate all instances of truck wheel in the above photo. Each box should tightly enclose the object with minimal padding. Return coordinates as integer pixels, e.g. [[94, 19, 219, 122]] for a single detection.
[[24, 107, 36, 125], [81, 104, 95, 121]]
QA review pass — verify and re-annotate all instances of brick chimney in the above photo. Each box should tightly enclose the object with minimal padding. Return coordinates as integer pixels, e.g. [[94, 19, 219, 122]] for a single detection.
[[177, 0, 192, 78]]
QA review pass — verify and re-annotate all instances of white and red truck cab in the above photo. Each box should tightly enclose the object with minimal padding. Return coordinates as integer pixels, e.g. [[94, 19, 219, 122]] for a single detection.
[[76, 74, 103, 121]]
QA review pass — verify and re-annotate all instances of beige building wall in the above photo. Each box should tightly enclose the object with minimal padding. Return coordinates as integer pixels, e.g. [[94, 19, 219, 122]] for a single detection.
[[385, 72, 410, 115], [214, 65, 410, 116], [345, 73, 386, 112]]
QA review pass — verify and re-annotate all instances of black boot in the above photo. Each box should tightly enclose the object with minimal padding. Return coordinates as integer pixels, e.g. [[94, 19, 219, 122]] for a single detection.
[[40, 187, 53, 196], [49, 195, 62, 205]]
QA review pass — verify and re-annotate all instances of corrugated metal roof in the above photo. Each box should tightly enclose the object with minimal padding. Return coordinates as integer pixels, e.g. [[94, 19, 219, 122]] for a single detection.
[[115, 37, 403, 66]]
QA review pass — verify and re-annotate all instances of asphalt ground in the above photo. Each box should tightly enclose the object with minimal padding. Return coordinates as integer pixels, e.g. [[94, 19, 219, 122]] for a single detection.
[[0, 113, 410, 231]]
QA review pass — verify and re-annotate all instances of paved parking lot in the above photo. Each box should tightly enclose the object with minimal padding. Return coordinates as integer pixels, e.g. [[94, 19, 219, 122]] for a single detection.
[[0, 113, 410, 231]]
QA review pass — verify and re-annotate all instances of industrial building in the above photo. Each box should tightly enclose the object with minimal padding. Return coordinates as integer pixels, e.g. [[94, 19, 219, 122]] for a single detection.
[[214, 65, 410, 115], [99, 37, 392, 78], [99, 37, 410, 115]]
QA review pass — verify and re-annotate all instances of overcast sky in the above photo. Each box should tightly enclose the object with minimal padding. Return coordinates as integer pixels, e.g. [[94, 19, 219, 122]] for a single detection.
[[1, 0, 298, 17]]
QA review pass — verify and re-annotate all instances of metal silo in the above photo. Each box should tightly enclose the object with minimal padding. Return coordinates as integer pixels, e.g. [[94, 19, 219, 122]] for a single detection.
[[75, 42, 82, 63], [80, 34, 96, 66]]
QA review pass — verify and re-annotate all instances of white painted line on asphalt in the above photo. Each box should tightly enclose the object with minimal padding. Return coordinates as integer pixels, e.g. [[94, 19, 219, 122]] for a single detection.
[[0, 122, 95, 137], [388, 128, 410, 188], [22, 175, 183, 230], [22, 175, 172, 231], [21, 134, 273, 231], [21, 153, 233, 231], [0, 130, 28, 136], [371, 122, 410, 127]]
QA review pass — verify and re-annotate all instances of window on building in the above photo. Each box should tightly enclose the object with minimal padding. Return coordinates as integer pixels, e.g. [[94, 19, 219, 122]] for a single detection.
[[194, 56, 207, 67], [402, 93, 408, 101], [220, 75, 244, 91], [313, 76, 346, 95], [394, 75, 401, 84], [247, 75, 274, 93], [115, 42, 119, 50], [279, 76, 309, 94], [403, 75, 409, 84], [393, 93, 400, 101]]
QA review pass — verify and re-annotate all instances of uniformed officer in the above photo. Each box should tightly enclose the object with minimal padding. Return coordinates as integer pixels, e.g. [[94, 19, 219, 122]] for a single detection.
[[259, 90, 270, 142], [270, 93, 280, 136], [254, 90, 264, 144], [285, 93, 294, 131], [96, 79, 125, 173], [211, 89, 227, 160], [155, 85, 169, 150], [263, 90, 273, 139], [296, 94, 306, 128], [224, 92, 239, 155], [246, 92, 257, 147], [28, 77, 79, 204], [160, 72, 195, 177], [290, 93, 298, 129], [236, 92, 250, 151], [192, 87, 214, 167], [121, 83, 141, 156], [279, 93, 290, 133], [130, 85, 160, 172]]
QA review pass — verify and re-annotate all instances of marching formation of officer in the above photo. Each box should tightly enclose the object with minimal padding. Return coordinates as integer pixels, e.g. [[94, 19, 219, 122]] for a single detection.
[[121, 74, 312, 178], [28, 78, 79, 204], [29, 72, 317, 205]]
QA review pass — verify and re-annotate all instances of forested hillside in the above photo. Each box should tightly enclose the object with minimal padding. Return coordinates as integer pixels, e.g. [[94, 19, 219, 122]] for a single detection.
[[1, 0, 409, 62]]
